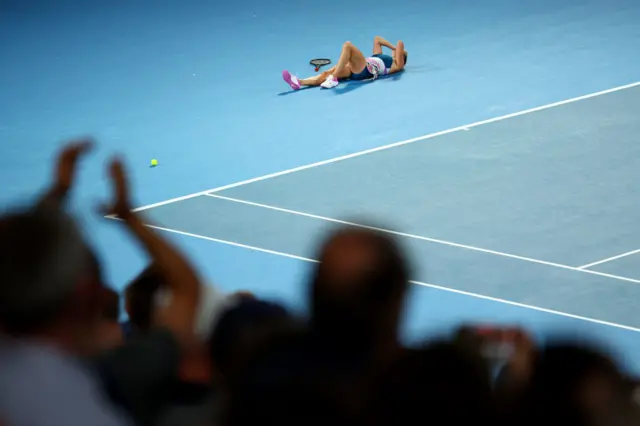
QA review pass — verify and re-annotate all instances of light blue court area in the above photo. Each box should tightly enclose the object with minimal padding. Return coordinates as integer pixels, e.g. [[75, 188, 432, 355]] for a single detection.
[[140, 83, 640, 368], [3, 0, 640, 372]]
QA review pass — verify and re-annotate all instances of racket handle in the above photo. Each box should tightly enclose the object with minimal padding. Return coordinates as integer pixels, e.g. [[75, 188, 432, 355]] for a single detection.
[[315, 66, 320, 72]]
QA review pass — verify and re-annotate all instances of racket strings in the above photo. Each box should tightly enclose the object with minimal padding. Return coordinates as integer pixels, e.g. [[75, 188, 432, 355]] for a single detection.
[[310, 58, 331, 72]]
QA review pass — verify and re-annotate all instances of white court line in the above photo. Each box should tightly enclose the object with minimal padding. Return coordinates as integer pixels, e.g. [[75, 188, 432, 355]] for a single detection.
[[132, 81, 640, 213], [205, 193, 640, 285], [578, 248, 640, 270], [108, 218, 640, 333]]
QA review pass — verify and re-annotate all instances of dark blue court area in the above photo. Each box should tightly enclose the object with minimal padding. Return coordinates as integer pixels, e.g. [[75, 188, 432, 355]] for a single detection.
[[2, 0, 640, 371]]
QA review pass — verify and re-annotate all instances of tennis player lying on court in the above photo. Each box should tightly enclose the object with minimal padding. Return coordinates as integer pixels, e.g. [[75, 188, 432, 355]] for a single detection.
[[283, 36, 407, 90]]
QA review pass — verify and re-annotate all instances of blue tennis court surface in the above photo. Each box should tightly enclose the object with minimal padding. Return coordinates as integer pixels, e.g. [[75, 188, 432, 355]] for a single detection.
[[140, 83, 640, 330], [2, 0, 640, 370]]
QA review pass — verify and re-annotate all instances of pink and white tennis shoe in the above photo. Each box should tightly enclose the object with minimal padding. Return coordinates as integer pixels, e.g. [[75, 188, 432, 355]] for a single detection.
[[282, 70, 301, 90]]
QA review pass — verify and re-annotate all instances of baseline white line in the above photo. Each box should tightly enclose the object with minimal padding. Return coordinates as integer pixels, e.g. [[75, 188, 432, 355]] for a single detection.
[[132, 81, 640, 213], [578, 248, 640, 270], [104, 216, 640, 333], [204, 193, 640, 285]]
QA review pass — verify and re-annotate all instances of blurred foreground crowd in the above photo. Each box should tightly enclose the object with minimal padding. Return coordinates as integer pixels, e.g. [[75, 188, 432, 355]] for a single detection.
[[0, 140, 639, 426]]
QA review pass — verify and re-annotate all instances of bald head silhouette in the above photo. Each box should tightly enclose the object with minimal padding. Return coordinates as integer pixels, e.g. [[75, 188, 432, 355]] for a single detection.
[[309, 227, 410, 351]]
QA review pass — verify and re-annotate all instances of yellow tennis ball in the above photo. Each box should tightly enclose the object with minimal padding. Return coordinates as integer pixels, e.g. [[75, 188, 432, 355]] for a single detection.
[[151, 159, 158, 167]]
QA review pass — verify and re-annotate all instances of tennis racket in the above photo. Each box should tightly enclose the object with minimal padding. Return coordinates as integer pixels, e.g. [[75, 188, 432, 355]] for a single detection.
[[310, 58, 331, 72]]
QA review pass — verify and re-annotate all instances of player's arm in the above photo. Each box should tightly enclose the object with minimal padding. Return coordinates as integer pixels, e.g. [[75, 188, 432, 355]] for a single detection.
[[373, 36, 396, 54], [389, 40, 406, 73]]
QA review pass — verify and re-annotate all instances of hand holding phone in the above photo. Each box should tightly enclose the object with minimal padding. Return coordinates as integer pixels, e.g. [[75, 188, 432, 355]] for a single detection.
[[455, 325, 533, 363]]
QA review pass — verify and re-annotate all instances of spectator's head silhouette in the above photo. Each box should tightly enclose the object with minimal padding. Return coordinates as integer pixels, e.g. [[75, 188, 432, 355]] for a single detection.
[[519, 341, 627, 426], [209, 298, 295, 385], [95, 287, 124, 351], [124, 264, 164, 337], [309, 226, 410, 354], [373, 341, 495, 424], [0, 207, 103, 354]]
